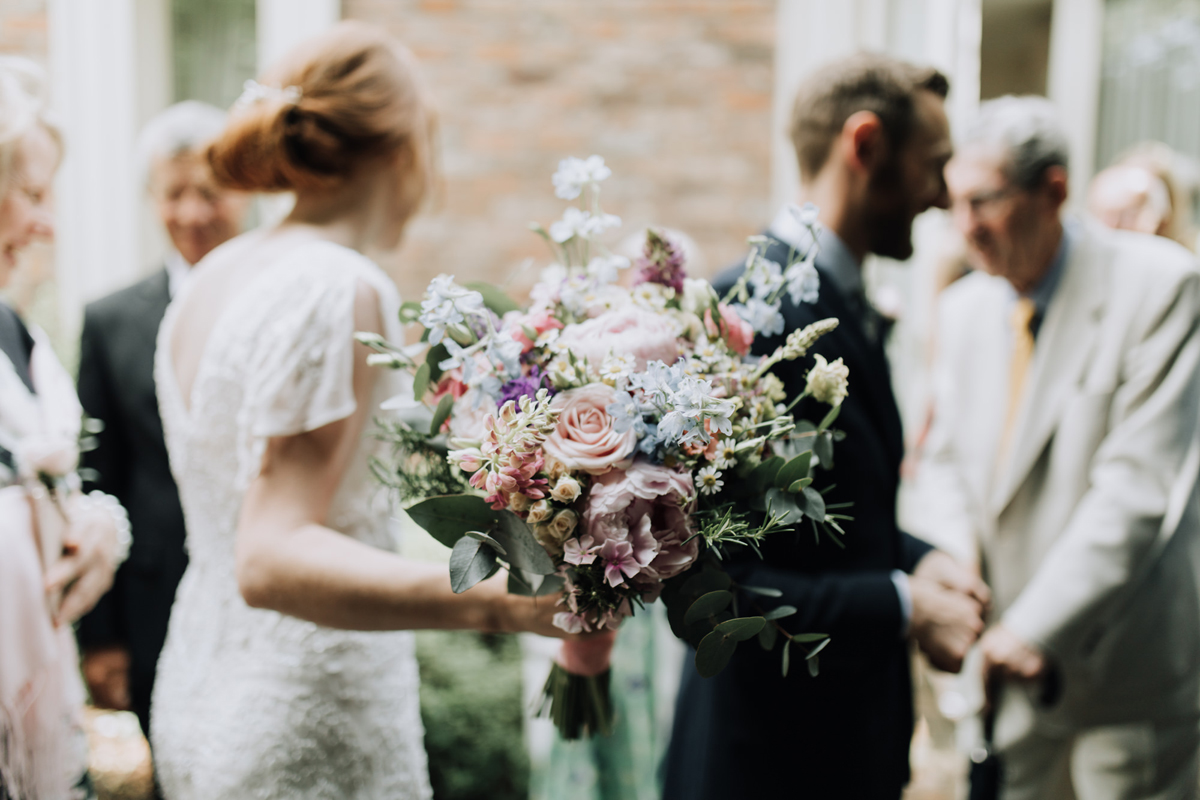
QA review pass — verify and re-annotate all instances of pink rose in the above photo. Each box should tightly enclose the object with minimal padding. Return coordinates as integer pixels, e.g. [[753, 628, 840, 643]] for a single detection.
[[506, 308, 564, 353], [556, 306, 680, 371], [584, 459, 698, 582], [705, 303, 754, 357], [543, 383, 637, 475]]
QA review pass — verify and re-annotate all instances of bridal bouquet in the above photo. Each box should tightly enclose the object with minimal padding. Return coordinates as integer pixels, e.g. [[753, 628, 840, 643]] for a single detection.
[[362, 157, 850, 739]]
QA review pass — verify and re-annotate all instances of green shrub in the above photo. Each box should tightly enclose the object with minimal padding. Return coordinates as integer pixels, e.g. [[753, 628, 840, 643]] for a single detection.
[[416, 630, 530, 800]]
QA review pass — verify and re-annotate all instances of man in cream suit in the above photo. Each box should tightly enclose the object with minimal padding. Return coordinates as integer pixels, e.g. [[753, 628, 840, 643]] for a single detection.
[[922, 95, 1200, 798]]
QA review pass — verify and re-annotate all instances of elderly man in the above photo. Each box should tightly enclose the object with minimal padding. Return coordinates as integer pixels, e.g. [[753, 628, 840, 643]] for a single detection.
[[664, 54, 989, 800], [923, 95, 1200, 798], [76, 101, 248, 738]]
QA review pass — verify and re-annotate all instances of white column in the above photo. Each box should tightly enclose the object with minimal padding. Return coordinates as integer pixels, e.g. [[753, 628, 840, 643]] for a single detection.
[[256, 0, 341, 72], [47, 0, 140, 342], [254, 0, 340, 225], [1047, 0, 1105, 207]]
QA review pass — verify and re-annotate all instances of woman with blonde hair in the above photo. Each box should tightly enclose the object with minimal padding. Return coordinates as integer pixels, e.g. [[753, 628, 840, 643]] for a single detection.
[[0, 57, 129, 800], [149, 22, 567, 798]]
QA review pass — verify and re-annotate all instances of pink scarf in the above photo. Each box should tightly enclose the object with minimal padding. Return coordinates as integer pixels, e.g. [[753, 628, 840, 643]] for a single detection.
[[0, 325, 88, 799]]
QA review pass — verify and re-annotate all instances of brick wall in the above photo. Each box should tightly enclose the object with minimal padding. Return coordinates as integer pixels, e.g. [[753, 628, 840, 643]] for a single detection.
[[345, 0, 777, 301]]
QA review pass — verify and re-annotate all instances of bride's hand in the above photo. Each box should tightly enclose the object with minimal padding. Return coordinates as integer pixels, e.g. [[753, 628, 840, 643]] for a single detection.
[[45, 497, 119, 626], [475, 572, 577, 639]]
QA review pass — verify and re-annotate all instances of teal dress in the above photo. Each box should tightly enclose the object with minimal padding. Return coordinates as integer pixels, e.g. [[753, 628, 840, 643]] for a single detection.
[[532, 606, 682, 800]]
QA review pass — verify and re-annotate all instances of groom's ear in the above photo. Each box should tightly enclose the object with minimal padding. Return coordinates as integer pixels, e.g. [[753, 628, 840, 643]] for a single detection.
[[841, 110, 888, 176]]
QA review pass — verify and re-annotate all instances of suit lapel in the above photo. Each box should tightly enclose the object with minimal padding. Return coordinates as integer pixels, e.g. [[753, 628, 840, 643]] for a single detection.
[[991, 232, 1108, 514]]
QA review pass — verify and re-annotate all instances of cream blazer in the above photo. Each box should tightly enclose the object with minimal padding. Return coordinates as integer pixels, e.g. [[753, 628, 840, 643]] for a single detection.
[[918, 222, 1200, 726]]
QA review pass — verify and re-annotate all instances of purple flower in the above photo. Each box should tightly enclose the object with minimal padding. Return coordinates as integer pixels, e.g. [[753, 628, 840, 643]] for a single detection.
[[497, 366, 553, 408], [597, 539, 643, 587], [633, 228, 687, 293]]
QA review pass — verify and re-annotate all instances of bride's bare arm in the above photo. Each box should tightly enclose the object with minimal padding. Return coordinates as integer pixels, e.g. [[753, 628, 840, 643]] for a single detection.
[[235, 280, 564, 637]]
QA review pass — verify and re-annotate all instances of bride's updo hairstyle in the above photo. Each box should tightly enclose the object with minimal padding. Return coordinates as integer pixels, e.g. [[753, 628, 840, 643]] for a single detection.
[[208, 21, 434, 217]]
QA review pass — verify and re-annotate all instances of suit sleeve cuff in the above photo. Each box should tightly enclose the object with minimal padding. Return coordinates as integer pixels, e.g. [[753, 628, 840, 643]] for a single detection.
[[891, 569, 912, 639]]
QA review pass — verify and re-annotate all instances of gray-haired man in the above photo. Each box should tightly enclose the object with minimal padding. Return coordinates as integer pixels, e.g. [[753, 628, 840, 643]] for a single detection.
[[922, 95, 1200, 798], [77, 101, 248, 737]]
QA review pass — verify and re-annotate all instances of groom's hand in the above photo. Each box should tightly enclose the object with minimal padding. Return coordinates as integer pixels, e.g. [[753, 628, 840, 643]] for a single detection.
[[909, 576, 985, 673], [913, 550, 991, 611]]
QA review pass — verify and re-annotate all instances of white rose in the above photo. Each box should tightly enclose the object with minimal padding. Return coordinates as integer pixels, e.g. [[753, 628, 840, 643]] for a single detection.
[[550, 475, 582, 504], [509, 493, 533, 513], [805, 354, 850, 407], [527, 500, 552, 524], [550, 509, 579, 542]]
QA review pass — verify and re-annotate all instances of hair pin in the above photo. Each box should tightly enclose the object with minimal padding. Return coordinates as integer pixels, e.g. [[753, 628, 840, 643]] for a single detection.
[[232, 79, 302, 113]]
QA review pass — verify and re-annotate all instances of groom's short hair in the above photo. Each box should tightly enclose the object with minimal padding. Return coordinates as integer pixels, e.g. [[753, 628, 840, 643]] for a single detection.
[[790, 53, 949, 181]]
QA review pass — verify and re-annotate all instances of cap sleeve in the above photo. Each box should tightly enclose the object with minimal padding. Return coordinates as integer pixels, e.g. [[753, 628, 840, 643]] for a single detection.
[[244, 268, 359, 440]]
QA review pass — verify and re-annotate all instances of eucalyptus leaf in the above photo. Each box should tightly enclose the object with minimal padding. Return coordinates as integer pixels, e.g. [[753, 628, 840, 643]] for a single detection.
[[695, 630, 738, 678], [407, 494, 497, 549], [775, 451, 813, 490], [763, 605, 798, 621], [800, 487, 826, 522], [681, 570, 732, 601], [464, 281, 522, 316], [449, 536, 499, 593], [817, 403, 841, 432], [807, 654, 820, 677], [806, 637, 832, 658], [813, 430, 834, 470], [741, 585, 783, 598], [507, 568, 535, 596], [764, 489, 805, 524], [425, 342, 450, 383], [493, 511, 556, 574], [684, 590, 733, 627], [412, 362, 431, 402], [748, 456, 785, 491], [788, 477, 814, 493], [430, 393, 454, 436], [757, 620, 778, 650], [715, 616, 766, 642], [464, 530, 507, 556], [782, 639, 791, 677], [791, 633, 828, 643]]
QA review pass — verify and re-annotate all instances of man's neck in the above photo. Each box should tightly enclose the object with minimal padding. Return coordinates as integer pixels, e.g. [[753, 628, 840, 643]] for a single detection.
[[796, 173, 867, 264], [1007, 220, 1065, 295]]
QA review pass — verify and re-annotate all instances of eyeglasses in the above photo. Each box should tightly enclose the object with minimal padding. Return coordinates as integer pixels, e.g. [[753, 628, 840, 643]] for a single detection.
[[952, 185, 1021, 220]]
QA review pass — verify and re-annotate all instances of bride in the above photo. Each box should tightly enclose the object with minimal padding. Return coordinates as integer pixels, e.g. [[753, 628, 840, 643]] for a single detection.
[[150, 22, 567, 798]]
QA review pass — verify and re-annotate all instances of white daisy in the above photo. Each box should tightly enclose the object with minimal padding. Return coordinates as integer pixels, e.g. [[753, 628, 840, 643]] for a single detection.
[[695, 465, 725, 496]]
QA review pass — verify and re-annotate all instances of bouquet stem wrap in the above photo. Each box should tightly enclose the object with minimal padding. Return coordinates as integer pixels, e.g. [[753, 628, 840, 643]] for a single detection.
[[540, 631, 616, 740]]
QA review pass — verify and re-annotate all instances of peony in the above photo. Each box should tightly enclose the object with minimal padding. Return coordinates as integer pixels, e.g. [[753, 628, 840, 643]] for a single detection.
[[447, 391, 492, 442], [583, 459, 698, 582], [555, 306, 680, 372], [543, 384, 637, 475], [805, 354, 850, 407], [705, 303, 754, 357]]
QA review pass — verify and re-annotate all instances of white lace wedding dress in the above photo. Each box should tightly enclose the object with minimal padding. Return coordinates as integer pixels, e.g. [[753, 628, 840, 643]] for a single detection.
[[150, 241, 431, 799]]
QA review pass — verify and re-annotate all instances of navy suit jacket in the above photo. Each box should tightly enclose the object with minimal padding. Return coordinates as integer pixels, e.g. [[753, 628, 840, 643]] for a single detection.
[[662, 238, 933, 799], [75, 269, 187, 737]]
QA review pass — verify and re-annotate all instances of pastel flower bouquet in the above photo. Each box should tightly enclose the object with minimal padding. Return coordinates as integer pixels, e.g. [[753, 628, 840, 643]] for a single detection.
[[361, 157, 851, 739]]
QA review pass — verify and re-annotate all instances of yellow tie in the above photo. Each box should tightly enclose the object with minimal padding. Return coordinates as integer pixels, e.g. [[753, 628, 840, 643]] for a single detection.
[[999, 297, 1036, 461]]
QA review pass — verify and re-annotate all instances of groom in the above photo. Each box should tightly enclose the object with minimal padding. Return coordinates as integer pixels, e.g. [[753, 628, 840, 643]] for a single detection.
[[663, 54, 988, 799]]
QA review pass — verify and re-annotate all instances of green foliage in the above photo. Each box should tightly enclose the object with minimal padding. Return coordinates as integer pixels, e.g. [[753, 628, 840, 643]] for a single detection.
[[408, 495, 497, 549], [416, 631, 529, 800], [449, 536, 500, 593], [371, 421, 471, 503]]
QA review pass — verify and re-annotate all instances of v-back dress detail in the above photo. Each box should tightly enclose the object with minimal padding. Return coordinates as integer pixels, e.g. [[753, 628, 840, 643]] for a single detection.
[[149, 241, 430, 799]]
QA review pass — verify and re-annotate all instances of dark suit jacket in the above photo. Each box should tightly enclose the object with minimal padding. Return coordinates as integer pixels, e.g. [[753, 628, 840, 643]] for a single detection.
[[662, 239, 933, 799], [76, 269, 187, 736]]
